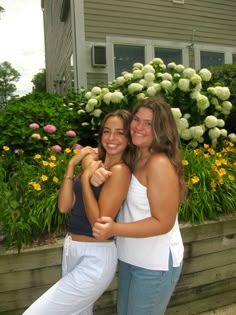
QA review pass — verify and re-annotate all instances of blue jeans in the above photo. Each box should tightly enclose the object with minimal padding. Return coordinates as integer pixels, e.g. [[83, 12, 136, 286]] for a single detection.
[[117, 253, 183, 315]]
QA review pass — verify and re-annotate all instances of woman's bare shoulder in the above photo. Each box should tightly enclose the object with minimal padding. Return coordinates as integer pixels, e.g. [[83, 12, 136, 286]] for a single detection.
[[110, 163, 131, 174], [149, 153, 171, 166]]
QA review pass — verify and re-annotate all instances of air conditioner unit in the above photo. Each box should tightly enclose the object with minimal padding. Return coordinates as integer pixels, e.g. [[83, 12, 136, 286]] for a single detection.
[[91, 45, 107, 67]]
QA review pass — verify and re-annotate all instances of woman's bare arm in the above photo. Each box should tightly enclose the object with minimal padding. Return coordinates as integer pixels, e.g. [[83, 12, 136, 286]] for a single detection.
[[93, 154, 180, 239], [58, 147, 95, 213], [81, 163, 131, 227]]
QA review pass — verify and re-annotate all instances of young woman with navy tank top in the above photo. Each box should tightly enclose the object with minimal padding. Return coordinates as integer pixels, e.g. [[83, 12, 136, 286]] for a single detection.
[[23, 109, 133, 315]]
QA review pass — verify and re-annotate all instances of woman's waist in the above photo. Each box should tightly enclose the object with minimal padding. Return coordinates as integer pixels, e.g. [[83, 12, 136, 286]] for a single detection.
[[68, 232, 113, 243]]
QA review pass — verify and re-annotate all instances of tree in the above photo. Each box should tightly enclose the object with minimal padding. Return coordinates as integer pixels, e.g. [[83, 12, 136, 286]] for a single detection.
[[0, 6, 5, 14], [31, 69, 46, 93], [0, 61, 20, 108]]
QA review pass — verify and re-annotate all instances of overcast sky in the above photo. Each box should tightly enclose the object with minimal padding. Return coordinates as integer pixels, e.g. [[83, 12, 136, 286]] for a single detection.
[[0, 0, 45, 96]]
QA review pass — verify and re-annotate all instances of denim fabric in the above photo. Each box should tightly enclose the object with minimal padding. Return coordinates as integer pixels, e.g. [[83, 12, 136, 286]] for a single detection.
[[117, 252, 183, 315]]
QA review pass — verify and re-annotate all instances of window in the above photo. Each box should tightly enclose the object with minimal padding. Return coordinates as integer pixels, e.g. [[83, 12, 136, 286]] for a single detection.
[[154, 47, 182, 65], [200, 51, 224, 68], [233, 54, 236, 64], [114, 44, 145, 78]]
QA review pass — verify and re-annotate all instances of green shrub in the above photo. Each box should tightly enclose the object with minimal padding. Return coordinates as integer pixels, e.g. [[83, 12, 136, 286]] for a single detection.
[[209, 63, 236, 134], [0, 59, 236, 251]]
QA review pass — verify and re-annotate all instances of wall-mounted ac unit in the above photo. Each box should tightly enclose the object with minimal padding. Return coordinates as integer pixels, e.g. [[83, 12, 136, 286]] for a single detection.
[[91, 45, 107, 67]]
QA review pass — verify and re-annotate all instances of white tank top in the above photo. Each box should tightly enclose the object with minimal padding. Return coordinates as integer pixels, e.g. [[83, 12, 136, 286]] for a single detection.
[[116, 174, 184, 270]]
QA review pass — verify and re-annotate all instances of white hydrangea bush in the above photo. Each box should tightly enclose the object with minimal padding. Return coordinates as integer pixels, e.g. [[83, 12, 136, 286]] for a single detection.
[[70, 58, 236, 147]]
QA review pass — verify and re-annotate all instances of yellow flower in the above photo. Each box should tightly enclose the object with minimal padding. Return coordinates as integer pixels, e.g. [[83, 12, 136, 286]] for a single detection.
[[191, 175, 200, 184], [228, 175, 235, 181], [204, 153, 210, 159], [220, 158, 227, 165], [49, 162, 56, 168], [64, 148, 71, 154], [218, 168, 226, 176], [210, 181, 216, 192], [73, 149, 79, 155], [29, 181, 41, 190], [40, 175, 48, 181], [215, 159, 222, 166], [33, 183, 41, 191], [208, 148, 215, 155], [53, 176, 59, 183], [34, 154, 41, 160], [49, 155, 56, 161], [203, 144, 209, 149], [42, 160, 49, 166], [193, 149, 199, 156], [3, 146, 10, 151], [182, 160, 189, 166]]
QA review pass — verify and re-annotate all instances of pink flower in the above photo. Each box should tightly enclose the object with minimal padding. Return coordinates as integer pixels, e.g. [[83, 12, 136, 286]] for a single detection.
[[43, 124, 57, 134], [51, 145, 62, 152], [14, 149, 24, 155], [29, 123, 39, 129], [73, 144, 83, 150], [66, 130, 76, 137], [31, 133, 41, 140]]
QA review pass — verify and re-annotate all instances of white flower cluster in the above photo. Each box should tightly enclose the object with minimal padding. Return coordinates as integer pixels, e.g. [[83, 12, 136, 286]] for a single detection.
[[75, 58, 235, 146]]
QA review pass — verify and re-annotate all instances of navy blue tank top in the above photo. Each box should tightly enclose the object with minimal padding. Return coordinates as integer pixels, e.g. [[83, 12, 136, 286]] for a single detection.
[[68, 177, 101, 237]]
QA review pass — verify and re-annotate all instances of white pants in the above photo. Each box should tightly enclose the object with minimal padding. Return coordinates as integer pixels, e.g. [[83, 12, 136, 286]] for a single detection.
[[23, 235, 117, 315]]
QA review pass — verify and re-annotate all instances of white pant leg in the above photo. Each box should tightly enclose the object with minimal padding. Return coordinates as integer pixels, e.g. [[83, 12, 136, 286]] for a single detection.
[[22, 237, 117, 315]]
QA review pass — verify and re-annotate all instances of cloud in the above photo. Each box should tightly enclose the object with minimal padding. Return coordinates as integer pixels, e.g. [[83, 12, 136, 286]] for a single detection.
[[0, 0, 45, 96]]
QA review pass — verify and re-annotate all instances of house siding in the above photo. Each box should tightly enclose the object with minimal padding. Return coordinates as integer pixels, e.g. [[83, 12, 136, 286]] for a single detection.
[[43, 0, 73, 94], [84, 0, 236, 46], [42, 0, 236, 93], [87, 73, 108, 88]]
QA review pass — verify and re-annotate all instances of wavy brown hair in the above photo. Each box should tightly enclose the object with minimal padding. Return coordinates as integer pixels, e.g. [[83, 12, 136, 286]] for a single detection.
[[98, 109, 134, 171], [131, 95, 187, 202]]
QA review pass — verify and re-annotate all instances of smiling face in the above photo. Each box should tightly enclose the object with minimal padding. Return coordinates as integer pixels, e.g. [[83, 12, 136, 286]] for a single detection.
[[130, 107, 154, 149], [101, 116, 128, 158]]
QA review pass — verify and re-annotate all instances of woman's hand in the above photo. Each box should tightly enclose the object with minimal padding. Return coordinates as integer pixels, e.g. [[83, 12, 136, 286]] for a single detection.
[[90, 167, 112, 187], [82, 160, 103, 180], [69, 146, 95, 167], [93, 217, 115, 240]]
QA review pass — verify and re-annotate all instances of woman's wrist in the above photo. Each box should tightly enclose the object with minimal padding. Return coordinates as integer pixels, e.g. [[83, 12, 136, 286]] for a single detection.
[[63, 174, 75, 181]]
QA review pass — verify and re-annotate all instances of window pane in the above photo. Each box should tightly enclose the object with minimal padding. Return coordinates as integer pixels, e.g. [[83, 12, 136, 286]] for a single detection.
[[233, 54, 236, 64], [200, 51, 224, 68], [114, 45, 145, 77], [154, 47, 182, 64]]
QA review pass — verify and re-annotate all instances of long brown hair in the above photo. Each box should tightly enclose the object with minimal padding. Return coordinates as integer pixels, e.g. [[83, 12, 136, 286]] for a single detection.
[[131, 95, 187, 202], [98, 109, 134, 170]]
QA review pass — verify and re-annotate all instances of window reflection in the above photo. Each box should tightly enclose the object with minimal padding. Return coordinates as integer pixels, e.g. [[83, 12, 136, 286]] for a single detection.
[[114, 45, 145, 77]]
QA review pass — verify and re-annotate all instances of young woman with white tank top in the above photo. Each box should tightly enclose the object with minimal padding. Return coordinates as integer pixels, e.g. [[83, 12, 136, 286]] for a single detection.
[[91, 95, 187, 315]]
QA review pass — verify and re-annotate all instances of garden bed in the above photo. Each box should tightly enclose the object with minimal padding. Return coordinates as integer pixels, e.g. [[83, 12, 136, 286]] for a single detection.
[[1, 215, 236, 315]]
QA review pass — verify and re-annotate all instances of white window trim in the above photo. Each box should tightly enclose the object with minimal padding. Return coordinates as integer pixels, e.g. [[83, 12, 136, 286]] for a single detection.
[[106, 36, 189, 82], [194, 44, 235, 69], [172, 0, 184, 4]]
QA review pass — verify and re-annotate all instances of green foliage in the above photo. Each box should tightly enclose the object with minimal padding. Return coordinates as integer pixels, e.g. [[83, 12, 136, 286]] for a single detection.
[[179, 141, 236, 222], [31, 69, 46, 93], [0, 92, 80, 155], [209, 63, 236, 134], [0, 147, 74, 251], [0, 61, 20, 108], [0, 59, 236, 251]]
